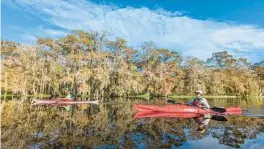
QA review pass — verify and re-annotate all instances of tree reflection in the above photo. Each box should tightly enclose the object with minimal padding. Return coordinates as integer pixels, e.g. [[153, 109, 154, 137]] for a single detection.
[[1, 100, 264, 148]]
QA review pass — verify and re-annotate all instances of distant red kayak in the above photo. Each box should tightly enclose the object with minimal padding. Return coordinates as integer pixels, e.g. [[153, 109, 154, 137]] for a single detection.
[[32, 99, 99, 105], [133, 104, 241, 115]]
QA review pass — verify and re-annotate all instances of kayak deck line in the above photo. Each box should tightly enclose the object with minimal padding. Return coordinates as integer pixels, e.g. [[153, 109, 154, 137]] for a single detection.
[[134, 111, 229, 122], [31, 99, 99, 105], [133, 104, 242, 115], [134, 111, 201, 119]]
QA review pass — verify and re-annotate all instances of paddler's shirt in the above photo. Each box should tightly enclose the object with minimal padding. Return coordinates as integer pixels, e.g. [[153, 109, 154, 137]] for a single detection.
[[65, 94, 74, 100], [188, 97, 210, 109], [201, 114, 211, 125]]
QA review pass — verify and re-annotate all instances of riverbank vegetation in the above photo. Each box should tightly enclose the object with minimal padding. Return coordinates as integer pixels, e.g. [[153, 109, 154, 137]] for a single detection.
[[1, 30, 264, 98]]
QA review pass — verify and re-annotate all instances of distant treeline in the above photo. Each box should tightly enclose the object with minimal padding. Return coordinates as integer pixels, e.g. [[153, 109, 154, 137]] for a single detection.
[[1, 30, 264, 97]]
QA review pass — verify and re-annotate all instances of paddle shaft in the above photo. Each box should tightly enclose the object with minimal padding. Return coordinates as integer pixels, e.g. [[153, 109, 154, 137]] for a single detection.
[[167, 99, 226, 113]]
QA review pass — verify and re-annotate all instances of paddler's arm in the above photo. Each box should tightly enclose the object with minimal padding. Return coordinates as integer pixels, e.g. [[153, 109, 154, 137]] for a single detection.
[[64, 94, 74, 100], [200, 98, 210, 109], [187, 98, 195, 105]]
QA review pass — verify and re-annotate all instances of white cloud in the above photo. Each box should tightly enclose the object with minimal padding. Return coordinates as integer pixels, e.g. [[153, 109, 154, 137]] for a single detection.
[[20, 34, 37, 44], [8, 25, 66, 44], [178, 135, 232, 149], [241, 133, 264, 149], [42, 28, 67, 37], [8, 0, 264, 62]]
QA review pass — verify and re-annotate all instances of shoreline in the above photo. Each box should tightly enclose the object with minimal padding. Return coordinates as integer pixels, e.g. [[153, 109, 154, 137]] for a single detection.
[[1, 94, 263, 99]]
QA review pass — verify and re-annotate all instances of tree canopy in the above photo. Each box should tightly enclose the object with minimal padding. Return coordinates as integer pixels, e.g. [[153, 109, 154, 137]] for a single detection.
[[1, 31, 264, 97]]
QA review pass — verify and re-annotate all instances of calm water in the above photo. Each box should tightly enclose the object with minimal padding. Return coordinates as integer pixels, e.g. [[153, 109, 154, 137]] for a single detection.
[[1, 98, 264, 149]]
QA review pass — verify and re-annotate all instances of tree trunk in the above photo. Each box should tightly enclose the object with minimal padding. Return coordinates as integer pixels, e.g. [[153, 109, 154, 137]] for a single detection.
[[4, 72, 8, 100]]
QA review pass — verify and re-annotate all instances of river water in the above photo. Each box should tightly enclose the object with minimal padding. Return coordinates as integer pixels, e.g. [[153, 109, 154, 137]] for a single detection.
[[1, 98, 264, 149]]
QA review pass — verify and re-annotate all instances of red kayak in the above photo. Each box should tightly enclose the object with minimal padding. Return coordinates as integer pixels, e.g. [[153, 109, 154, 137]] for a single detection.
[[135, 111, 200, 119], [31, 99, 99, 105], [133, 104, 241, 115]]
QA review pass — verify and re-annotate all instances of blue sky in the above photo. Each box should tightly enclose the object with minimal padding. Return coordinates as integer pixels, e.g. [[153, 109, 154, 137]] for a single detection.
[[2, 0, 264, 62]]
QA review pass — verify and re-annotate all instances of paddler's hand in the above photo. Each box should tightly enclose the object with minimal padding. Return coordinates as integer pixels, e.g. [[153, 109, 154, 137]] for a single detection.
[[199, 103, 209, 109], [201, 106, 210, 110]]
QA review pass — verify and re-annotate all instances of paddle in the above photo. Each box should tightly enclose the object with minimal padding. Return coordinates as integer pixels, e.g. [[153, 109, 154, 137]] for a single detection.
[[167, 99, 227, 113], [210, 107, 226, 113], [210, 115, 227, 121], [167, 99, 177, 104]]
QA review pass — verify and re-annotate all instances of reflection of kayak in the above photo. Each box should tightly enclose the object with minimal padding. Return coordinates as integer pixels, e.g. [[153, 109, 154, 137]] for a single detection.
[[135, 111, 200, 119], [135, 111, 229, 122], [32, 99, 99, 105], [133, 104, 241, 115]]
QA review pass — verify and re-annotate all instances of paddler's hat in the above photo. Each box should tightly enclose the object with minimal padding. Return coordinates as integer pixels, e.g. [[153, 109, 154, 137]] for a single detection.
[[197, 125, 206, 133], [195, 90, 203, 95]]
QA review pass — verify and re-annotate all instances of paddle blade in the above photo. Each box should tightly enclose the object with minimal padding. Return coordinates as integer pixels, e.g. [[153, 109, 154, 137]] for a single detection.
[[210, 107, 227, 113], [211, 115, 227, 121], [167, 99, 176, 104]]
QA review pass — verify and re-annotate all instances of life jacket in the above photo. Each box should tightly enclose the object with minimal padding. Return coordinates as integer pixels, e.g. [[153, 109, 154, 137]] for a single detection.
[[193, 98, 205, 108]]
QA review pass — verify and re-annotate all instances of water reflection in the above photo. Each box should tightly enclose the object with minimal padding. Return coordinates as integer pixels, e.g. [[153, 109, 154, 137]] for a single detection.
[[1, 98, 264, 149]]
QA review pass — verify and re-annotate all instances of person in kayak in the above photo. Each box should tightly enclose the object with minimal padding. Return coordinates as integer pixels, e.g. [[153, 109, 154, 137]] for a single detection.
[[65, 90, 74, 100], [63, 90, 74, 112], [188, 90, 210, 109], [195, 114, 211, 133]]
